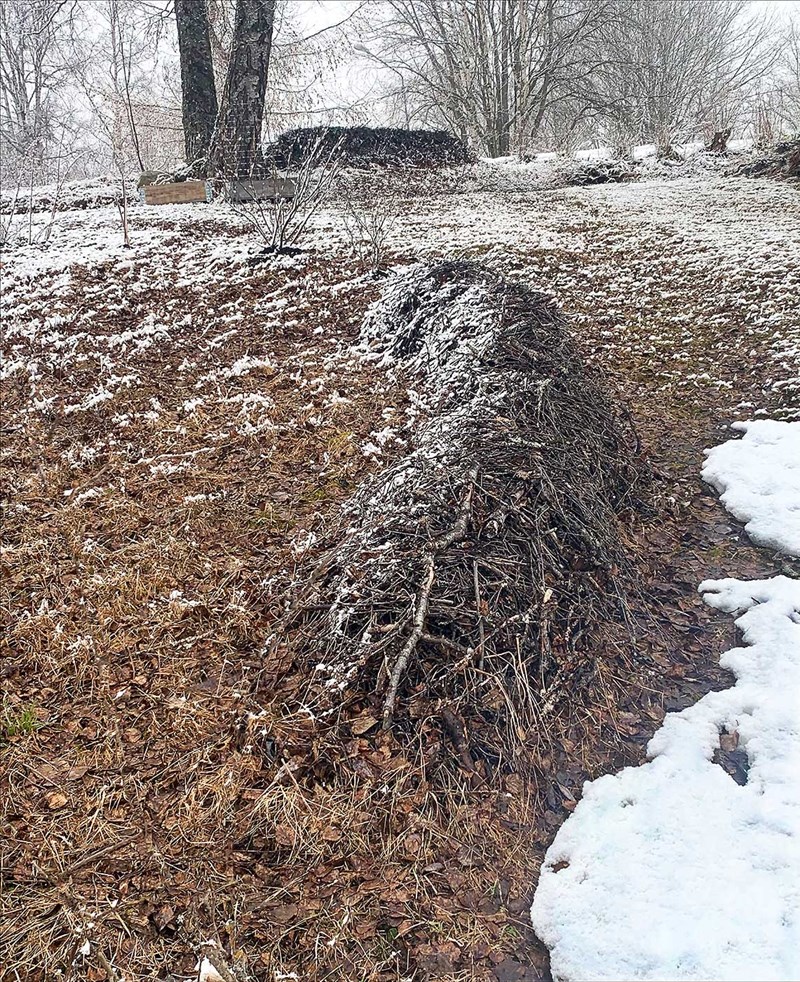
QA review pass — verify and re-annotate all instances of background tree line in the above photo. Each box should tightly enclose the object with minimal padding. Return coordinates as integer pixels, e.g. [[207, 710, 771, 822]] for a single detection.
[[1, 0, 799, 188]]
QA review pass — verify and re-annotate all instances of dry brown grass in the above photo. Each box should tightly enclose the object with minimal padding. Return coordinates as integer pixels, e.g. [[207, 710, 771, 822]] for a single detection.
[[3, 193, 793, 981], [1, 224, 435, 980], [1, 218, 563, 981]]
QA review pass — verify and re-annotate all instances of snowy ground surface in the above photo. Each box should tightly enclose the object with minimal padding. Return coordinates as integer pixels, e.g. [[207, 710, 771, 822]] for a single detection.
[[531, 423, 800, 982], [702, 420, 800, 555], [2, 167, 799, 981], [9, 171, 797, 414]]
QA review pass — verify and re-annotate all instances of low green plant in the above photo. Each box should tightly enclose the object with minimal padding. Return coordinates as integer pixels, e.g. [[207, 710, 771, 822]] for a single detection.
[[2, 702, 43, 741]]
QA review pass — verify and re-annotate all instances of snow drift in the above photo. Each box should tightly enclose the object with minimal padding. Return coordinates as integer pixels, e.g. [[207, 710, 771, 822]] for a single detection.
[[531, 575, 800, 982]]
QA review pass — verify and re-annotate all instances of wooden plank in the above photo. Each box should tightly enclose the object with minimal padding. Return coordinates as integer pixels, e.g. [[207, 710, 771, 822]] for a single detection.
[[226, 178, 296, 202], [144, 181, 207, 205]]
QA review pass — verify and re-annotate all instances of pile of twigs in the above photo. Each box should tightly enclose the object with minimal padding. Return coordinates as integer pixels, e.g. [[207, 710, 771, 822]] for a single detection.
[[271, 262, 643, 770], [737, 137, 800, 181], [557, 159, 637, 186]]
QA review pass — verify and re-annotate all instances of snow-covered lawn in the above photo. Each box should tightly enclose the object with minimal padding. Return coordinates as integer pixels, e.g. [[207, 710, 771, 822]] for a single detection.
[[531, 421, 800, 982]]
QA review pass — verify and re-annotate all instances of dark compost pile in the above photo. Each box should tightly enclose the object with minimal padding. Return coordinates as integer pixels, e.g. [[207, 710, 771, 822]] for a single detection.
[[559, 159, 637, 186], [269, 126, 474, 169], [737, 137, 800, 181]]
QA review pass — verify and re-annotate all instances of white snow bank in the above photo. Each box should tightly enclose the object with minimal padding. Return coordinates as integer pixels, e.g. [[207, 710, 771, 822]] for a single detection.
[[531, 574, 800, 981], [703, 420, 800, 556]]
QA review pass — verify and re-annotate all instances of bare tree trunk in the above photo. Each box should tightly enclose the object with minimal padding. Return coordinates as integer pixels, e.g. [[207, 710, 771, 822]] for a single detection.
[[175, 0, 219, 174], [528, 0, 555, 147], [497, 0, 511, 155], [208, 0, 276, 178]]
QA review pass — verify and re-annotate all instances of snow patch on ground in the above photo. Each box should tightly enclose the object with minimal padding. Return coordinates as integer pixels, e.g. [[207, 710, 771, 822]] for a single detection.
[[532, 418, 800, 980], [531, 574, 800, 982], [702, 420, 800, 556]]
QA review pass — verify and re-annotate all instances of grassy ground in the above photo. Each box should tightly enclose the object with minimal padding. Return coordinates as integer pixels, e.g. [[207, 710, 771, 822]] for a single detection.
[[2, 174, 798, 981]]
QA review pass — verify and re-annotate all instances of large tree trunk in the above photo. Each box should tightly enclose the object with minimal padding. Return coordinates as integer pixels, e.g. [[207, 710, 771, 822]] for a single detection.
[[175, 0, 218, 173], [208, 0, 275, 177]]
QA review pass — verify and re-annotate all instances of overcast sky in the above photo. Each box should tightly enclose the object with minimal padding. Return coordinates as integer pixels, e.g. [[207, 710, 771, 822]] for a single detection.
[[756, 0, 799, 16], [301, 0, 800, 24]]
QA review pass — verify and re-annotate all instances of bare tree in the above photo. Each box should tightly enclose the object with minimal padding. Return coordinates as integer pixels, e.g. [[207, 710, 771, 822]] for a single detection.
[[584, 0, 776, 157], [69, 0, 185, 172], [263, 1, 372, 136], [208, 0, 277, 177], [69, 0, 171, 240], [175, 0, 219, 173], [755, 14, 800, 141], [0, 0, 81, 181], [362, 0, 781, 159], [786, 15, 800, 126], [366, 0, 611, 157]]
